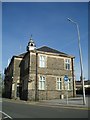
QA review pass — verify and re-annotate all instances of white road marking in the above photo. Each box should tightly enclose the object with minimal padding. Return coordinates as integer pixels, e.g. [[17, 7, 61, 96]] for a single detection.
[[0, 111, 12, 119]]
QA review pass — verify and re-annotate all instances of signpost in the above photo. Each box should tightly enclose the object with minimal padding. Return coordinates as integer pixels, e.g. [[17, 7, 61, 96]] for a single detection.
[[64, 75, 68, 104]]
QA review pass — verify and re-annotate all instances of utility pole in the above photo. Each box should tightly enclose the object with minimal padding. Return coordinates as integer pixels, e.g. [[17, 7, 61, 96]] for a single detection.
[[67, 18, 86, 105]]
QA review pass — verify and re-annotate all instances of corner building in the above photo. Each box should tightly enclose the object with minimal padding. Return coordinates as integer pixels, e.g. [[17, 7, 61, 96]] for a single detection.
[[4, 37, 76, 101]]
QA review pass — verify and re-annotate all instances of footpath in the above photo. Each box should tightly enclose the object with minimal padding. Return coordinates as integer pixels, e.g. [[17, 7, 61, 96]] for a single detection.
[[39, 96, 89, 109], [2, 96, 90, 110]]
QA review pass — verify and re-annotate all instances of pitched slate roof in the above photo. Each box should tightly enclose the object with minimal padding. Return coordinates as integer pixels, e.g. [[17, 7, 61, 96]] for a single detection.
[[37, 46, 72, 57], [15, 46, 74, 58]]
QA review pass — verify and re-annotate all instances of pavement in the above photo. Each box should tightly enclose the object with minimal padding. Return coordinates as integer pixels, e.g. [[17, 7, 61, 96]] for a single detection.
[[2, 95, 90, 110], [39, 96, 89, 109]]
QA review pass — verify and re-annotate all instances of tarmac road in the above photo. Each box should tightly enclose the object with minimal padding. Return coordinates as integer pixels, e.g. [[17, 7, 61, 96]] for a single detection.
[[2, 98, 89, 119]]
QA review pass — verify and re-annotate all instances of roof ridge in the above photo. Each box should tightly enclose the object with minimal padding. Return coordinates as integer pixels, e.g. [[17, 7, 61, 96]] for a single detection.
[[37, 46, 69, 55]]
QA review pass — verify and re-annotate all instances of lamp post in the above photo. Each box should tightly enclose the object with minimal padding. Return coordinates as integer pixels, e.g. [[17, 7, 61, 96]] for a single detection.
[[67, 18, 86, 105]]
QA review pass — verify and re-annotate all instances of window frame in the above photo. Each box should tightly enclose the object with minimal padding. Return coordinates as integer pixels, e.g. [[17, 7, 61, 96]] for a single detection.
[[67, 78, 72, 90], [65, 59, 71, 70], [56, 77, 62, 90], [39, 76, 46, 90], [39, 55, 47, 68]]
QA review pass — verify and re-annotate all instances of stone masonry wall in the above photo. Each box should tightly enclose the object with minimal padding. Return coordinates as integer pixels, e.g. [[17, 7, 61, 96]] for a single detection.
[[28, 52, 74, 101], [13, 58, 22, 81], [12, 58, 22, 99]]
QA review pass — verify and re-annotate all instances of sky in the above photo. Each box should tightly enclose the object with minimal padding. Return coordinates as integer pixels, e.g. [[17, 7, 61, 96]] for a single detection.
[[1, 0, 89, 2], [0, 2, 2, 75], [2, 2, 88, 80]]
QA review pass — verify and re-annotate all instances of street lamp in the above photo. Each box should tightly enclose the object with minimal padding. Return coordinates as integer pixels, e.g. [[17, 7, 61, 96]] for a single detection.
[[67, 18, 86, 105]]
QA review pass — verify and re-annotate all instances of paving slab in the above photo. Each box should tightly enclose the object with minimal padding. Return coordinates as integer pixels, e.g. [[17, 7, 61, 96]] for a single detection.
[[39, 96, 89, 109]]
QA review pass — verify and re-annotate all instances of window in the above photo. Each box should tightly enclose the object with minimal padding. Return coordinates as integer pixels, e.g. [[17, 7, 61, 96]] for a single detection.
[[67, 78, 72, 90], [31, 43, 33, 46], [39, 76, 45, 90], [65, 59, 70, 70], [39, 55, 46, 67], [56, 78, 62, 90]]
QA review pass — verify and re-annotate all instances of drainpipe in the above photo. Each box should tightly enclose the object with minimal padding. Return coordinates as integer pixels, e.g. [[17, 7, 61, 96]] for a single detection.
[[35, 52, 38, 101], [71, 58, 76, 97], [27, 51, 31, 100]]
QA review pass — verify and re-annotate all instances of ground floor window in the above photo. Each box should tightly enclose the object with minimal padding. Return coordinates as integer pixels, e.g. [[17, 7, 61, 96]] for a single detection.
[[56, 77, 62, 90], [68, 78, 72, 90], [39, 76, 45, 90]]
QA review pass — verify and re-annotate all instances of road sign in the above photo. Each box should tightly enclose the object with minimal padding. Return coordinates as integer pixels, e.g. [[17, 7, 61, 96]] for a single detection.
[[64, 75, 68, 81]]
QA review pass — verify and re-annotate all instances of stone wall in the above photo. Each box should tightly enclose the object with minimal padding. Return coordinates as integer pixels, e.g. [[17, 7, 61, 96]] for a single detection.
[[4, 50, 75, 101], [37, 75, 73, 100], [28, 90, 35, 101], [20, 53, 30, 100], [12, 58, 22, 99], [27, 52, 74, 100], [14, 58, 22, 78]]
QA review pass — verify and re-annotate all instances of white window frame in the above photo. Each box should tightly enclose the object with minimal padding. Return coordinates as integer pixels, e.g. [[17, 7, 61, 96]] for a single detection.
[[39, 55, 47, 68], [65, 59, 71, 70], [56, 77, 62, 90], [67, 78, 72, 90], [39, 76, 46, 90]]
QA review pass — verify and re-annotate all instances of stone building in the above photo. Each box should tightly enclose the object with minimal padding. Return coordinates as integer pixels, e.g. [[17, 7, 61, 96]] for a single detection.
[[4, 37, 76, 101]]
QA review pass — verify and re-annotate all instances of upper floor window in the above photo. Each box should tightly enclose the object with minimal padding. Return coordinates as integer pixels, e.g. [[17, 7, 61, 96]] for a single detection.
[[65, 59, 70, 70], [39, 55, 46, 68], [39, 76, 46, 90], [56, 78, 62, 90]]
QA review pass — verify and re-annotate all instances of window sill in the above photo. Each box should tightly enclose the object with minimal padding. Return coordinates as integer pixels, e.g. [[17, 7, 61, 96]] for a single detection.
[[67, 89, 73, 91], [64, 69, 72, 71], [39, 67, 47, 68], [56, 89, 62, 91], [38, 89, 46, 91]]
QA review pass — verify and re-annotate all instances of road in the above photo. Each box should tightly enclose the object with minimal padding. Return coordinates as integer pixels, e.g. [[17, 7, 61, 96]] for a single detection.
[[2, 100, 89, 119]]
